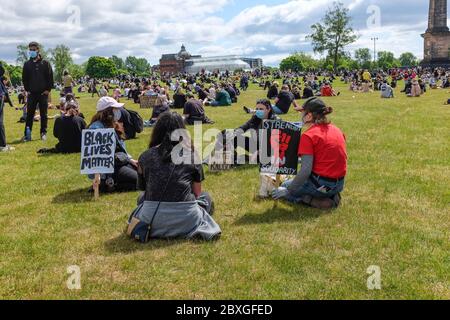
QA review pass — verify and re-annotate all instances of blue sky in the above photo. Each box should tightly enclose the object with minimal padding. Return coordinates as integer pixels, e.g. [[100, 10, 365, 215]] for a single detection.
[[0, 0, 444, 66]]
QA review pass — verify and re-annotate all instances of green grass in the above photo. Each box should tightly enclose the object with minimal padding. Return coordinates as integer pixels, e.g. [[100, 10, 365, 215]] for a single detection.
[[0, 81, 449, 300]]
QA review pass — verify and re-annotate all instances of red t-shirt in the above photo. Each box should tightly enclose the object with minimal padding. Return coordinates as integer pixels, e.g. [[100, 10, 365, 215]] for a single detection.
[[298, 124, 347, 179], [321, 86, 333, 96]]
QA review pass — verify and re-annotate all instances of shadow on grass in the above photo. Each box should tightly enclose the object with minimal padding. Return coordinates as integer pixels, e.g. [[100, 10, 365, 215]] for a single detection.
[[52, 188, 94, 204], [235, 204, 330, 225], [104, 233, 205, 254]]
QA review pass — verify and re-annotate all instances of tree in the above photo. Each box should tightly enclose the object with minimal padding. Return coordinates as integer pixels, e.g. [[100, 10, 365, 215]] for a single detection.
[[68, 63, 86, 80], [354, 48, 372, 69], [308, 1, 357, 71], [279, 52, 319, 71], [125, 56, 150, 76], [16, 44, 49, 65], [49, 45, 73, 82], [377, 51, 400, 70], [86, 57, 117, 79], [0, 61, 23, 86], [398, 52, 418, 67], [110, 55, 125, 70]]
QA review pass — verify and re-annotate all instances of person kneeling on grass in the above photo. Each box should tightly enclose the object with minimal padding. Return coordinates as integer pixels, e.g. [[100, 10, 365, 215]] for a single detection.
[[129, 112, 221, 241], [88, 97, 139, 193], [272, 97, 347, 209]]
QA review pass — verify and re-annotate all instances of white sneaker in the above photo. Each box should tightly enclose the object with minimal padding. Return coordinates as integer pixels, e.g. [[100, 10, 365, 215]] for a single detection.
[[41, 134, 47, 141], [0, 145, 15, 152]]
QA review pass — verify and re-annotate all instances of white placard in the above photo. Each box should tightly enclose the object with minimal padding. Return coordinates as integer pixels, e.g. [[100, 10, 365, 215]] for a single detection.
[[80, 129, 116, 175]]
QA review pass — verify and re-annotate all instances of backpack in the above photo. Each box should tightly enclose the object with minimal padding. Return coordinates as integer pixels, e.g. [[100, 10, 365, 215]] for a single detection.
[[127, 109, 144, 133]]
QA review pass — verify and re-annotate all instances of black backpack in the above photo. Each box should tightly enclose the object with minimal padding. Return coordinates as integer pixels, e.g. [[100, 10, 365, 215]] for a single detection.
[[127, 109, 144, 133]]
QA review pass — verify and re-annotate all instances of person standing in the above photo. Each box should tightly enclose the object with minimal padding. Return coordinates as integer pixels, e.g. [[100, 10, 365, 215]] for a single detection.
[[62, 70, 73, 94], [0, 64, 15, 152], [22, 41, 54, 142]]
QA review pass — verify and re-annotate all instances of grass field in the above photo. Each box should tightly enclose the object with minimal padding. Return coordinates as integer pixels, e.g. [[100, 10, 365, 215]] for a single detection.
[[0, 80, 449, 300]]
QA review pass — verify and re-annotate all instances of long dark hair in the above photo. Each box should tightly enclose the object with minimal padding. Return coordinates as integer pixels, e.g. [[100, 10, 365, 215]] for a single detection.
[[89, 107, 125, 139], [149, 112, 189, 162]]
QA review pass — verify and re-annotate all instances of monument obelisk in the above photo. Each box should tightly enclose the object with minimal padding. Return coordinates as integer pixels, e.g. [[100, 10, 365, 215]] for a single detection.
[[422, 0, 450, 67]]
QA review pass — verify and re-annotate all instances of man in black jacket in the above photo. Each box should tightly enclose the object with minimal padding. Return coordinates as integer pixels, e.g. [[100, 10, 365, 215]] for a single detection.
[[22, 41, 54, 142]]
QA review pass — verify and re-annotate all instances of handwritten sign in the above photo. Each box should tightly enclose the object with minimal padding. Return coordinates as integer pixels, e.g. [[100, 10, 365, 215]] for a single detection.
[[80, 129, 116, 175], [260, 120, 302, 176]]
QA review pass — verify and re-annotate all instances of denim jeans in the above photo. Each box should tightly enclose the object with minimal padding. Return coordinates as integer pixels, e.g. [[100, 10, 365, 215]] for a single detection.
[[281, 175, 345, 204], [272, 105, 285, 115]]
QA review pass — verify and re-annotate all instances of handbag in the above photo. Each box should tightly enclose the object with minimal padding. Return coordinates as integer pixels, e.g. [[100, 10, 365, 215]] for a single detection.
[[126, 164, 176, 243]]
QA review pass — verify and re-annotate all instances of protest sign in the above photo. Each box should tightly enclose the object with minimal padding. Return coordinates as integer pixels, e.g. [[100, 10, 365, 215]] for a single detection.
[[260, 120, 302, 176], [80, 129, 116, 199]]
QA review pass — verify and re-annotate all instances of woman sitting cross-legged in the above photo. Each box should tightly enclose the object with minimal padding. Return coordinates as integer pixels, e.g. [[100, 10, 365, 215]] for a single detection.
[[89, 97, 139, 193], [130, 112, 221, 241], [272, 97, 347, 209]]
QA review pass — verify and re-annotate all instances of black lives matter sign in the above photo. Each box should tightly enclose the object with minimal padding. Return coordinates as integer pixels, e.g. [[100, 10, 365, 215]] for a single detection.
[[80, 129, 116, 175], [260, 120, 302, 175]]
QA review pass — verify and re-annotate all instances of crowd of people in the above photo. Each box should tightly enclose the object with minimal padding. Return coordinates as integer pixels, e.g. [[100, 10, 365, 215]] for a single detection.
[[4, 41, 448, 242]]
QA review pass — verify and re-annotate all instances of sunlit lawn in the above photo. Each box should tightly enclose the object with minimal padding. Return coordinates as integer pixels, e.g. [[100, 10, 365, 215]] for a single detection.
[[0, 80, 449, 299]]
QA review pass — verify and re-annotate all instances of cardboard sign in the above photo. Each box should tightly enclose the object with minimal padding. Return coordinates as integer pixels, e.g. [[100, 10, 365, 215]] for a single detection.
[[80, 129, 116, 175], [260, 120, 302, 176]]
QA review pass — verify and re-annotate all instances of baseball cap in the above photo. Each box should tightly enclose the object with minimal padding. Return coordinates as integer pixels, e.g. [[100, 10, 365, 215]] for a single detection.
[[300, 97, 328, 114], [96, 97, 124, 112]]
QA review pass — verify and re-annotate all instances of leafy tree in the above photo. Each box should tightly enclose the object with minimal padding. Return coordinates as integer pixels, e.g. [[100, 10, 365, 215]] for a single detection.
[[110, 55, 125, 70], [49, 45, 73, 82], [16, 44, 49, 65], [86, 57, 117, 79], [354, 48, 372, 69], [125, 56, 150, 76], [377, 51, 400, 70], [280, 52, 318, 71], [398, 52, 418, 67], [68, 63, 86, 80], [0, 61, 22, 86], [308, 1, 357, 71]]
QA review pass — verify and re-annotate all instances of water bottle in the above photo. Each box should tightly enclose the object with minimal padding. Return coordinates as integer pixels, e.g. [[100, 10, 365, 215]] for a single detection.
[[25, 127, 31, 140]]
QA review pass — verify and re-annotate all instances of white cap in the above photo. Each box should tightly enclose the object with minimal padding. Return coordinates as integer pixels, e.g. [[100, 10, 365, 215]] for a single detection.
[[96, 97, 124, 112]]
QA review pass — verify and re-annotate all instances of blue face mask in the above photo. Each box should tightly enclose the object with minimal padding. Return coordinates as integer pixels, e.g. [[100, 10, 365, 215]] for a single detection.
[[29, 51, 38, 59], [255, 110, 266, 120]]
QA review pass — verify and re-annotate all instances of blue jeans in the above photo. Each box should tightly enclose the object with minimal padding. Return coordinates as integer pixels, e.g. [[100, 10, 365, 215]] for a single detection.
[[281, 176, 345, 204], [272, 105, 285, 115]]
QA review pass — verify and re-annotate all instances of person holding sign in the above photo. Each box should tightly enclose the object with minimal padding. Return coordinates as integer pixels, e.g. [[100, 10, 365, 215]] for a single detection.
[[127, 112, 221, 241], [88, 97, 138, 193], [272, 97, 347, 209]]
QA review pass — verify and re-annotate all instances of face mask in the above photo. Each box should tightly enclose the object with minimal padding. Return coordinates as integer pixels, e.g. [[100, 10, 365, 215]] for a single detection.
[[113, 109, 122, 122], [255, 110, 266, 120], [29, 51, 38, 59]]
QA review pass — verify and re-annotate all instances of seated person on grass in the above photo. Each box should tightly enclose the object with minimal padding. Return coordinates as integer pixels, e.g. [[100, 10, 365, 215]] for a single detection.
[[320, 81, 340, 97], [205, 85, 232, 107], [380, 80, 394, 98], [272, 97, 347, 210], [129, 112, 221, 241], [244, 85, 299, 115], [38, 101, 87, 154], [172, 87, 187, 109], [208, 99, 278, 166], [183, 93, 214, 125], [88, 97, 138, 193]]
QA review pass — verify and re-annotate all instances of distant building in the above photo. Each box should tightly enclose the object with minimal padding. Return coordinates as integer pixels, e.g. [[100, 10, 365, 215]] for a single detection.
[[159, 45, 263, 74]]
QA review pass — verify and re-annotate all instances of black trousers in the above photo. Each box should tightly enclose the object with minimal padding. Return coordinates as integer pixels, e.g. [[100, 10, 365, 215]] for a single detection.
[[114, 164, 138, 192], [25, 93, 48, 135], [0, 98, 5, 147]]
